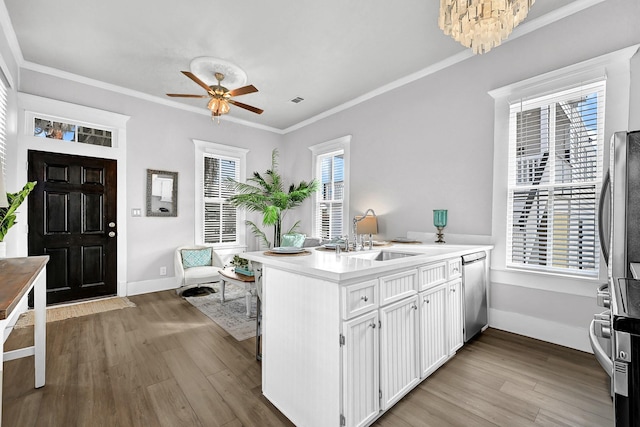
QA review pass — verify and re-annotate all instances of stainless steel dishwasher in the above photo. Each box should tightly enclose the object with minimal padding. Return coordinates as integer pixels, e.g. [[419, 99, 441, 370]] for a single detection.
[[462, 251, 488, 342]]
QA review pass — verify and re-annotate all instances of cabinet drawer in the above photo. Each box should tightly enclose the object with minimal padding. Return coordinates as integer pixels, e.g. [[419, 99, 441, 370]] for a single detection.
[[448, 258, 462, 279], [418, 262, 447, 291], [342, 280, 378, 320], [379, 270, 418, 306]]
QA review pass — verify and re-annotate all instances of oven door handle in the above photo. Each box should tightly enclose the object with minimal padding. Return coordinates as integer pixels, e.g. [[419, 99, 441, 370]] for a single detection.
[[589, 319, 613, 376]]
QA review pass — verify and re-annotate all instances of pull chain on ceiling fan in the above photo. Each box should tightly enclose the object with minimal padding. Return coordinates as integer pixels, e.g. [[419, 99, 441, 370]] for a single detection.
[[167, 70, 263, 121]]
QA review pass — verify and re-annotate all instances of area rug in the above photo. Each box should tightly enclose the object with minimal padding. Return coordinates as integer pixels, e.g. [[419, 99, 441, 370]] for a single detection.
[[14, 296, 136, 328], [184, 282, 257, 342]]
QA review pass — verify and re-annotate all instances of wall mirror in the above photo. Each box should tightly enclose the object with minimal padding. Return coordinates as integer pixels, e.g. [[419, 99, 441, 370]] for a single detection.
[[146, 169, 178, 217]]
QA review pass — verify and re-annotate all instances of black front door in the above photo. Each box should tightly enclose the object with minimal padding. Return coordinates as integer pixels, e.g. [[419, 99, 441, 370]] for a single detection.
[[28, 150, 118, 304]]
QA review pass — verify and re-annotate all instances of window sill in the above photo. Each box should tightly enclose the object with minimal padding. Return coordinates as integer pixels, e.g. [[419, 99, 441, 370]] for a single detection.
[[491, 267, 604, 298]]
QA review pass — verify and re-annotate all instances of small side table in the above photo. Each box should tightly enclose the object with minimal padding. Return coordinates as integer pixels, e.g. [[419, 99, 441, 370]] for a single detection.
[[219, 269, 256, 317]]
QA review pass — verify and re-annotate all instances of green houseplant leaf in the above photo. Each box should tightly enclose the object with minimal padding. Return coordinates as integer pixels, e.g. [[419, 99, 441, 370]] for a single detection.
[[226, 149, 318, 248], [0, 181, 37, 242]]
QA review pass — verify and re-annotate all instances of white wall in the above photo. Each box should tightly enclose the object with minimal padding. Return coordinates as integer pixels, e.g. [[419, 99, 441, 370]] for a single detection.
[[280, 0, 640, 351], [16, 68, 283, 293], [2, 0, 640, 351]]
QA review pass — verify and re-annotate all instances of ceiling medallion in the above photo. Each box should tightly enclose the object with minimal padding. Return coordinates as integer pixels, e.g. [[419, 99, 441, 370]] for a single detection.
[[439, 0, 535, 54], [189, 57, 247, 88]]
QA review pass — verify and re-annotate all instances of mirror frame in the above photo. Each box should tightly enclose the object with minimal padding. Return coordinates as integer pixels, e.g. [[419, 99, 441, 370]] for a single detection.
[[146, 169, 178, 217]]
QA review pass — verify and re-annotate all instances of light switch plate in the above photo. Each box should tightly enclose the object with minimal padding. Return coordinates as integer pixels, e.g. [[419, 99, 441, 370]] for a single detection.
[[131, 208, 142, 217]]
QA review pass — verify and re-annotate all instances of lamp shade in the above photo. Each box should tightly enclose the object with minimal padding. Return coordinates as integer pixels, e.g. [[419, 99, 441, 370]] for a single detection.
[[0, 163, 8, 208], [355, 215, 378, 235]]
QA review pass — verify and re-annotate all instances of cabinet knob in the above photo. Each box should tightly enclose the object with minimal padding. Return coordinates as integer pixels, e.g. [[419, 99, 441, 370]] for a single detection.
[[369, 322, 376, 329], [451, 288, 456, 292], [423, 297, 430, 304], [410, 304, 418, 310], [361, 295, 369, 302]]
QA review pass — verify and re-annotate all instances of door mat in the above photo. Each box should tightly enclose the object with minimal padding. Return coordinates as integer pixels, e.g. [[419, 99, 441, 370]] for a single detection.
[[184, 282, 257, 342], [14, 296, 136, 328]]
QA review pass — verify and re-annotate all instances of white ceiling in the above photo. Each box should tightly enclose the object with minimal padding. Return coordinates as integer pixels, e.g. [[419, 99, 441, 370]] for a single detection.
[[4, 0, 583, 132]]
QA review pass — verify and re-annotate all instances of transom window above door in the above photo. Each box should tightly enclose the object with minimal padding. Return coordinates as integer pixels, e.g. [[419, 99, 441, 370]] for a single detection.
[[32, 116, 113, 147]]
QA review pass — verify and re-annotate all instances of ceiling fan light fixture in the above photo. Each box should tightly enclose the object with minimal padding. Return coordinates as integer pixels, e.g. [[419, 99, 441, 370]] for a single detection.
[[439, 0, 535, 54], [208, 97, 230, 116]]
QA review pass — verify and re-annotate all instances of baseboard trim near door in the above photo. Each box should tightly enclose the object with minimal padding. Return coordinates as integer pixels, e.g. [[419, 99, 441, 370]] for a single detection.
[[488, 308, 591, 353], [127, 277, 177, 296]]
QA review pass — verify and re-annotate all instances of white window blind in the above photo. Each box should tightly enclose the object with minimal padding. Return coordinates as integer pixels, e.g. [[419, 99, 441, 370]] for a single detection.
[[506, 80, 605, 277], [203, 154, 239, 244], [315, 150, 344, 240], [0, 72, 7, 171]]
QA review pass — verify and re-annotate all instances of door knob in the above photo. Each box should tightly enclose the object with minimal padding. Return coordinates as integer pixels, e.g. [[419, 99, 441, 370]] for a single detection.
[[108, 231, 116, 238], [108, 222, 116, 228]]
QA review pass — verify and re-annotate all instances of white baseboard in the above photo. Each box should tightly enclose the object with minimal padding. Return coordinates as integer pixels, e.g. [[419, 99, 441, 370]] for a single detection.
[[489, 308, 591, 353], [126, 277, 177, 296]]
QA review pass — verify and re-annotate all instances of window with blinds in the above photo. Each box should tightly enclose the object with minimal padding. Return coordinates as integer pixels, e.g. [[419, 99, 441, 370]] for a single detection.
[[315, 150, 344, 240], [506, 80, 605, 277], [203, 154, 239, 244]]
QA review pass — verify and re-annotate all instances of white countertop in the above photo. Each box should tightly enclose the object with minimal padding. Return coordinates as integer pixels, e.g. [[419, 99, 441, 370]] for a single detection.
[[242, 243, 493, 283]]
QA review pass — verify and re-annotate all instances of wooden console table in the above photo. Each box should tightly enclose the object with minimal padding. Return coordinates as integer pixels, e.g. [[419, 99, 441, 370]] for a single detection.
[[219, 269, 256, 317], [0, 256, 48, 425]]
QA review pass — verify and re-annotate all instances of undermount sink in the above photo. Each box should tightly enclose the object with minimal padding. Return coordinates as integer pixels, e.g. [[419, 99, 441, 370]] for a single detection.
[[347, 250, 420, 261]]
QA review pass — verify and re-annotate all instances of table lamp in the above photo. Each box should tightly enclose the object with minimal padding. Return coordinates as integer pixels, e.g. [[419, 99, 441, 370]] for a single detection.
[[433, 209, 447, 244], [355, 209, 378, 249]]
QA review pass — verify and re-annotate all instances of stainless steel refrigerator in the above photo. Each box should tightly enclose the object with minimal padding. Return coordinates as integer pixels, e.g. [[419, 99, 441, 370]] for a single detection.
[[591, 130, 640, 427]]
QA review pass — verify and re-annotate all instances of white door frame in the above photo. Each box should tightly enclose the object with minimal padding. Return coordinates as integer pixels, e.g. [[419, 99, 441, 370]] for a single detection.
[[12, 93, 129, 296]]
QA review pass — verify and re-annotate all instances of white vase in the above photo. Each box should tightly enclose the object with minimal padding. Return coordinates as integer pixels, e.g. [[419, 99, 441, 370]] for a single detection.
[[0, 241, 5, 258]]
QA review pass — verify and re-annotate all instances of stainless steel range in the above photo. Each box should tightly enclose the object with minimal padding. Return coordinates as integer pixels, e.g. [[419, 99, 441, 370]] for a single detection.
[[591, 131, 640, 426]]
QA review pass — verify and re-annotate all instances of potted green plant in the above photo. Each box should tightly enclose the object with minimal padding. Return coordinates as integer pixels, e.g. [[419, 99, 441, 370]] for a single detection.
[[230, 255, 253, 276], [0, 181, 37, 257], [226, 149, 318, 248]]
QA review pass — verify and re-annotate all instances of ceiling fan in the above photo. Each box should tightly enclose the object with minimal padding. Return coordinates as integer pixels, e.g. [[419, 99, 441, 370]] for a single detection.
[[167, 71, 263, 119]]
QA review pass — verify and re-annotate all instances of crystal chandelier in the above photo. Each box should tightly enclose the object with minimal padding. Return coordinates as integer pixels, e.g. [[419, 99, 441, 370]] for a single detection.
[[439, 0, 535, 54]]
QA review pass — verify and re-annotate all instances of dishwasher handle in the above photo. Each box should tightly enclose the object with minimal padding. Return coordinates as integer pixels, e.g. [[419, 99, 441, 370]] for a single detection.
[[462, 251, 487, 265]]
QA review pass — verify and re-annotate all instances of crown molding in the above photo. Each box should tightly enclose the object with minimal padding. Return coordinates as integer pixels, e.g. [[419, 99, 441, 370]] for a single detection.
[[3, 0, 606, 135], [20, 61, 283, 134], [283, 0, 607, 134]]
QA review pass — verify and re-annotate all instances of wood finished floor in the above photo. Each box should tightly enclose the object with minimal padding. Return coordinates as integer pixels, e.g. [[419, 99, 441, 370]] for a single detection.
[[3, 290, 612, 427]]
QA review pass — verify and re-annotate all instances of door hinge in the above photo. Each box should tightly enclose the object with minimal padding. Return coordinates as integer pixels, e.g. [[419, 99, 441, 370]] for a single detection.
[[339, 334, 345, 346], [340, 413, 346, 426]]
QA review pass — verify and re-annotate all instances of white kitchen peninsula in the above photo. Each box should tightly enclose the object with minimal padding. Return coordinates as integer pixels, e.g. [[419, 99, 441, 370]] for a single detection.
[[242, 243, 492, 427]]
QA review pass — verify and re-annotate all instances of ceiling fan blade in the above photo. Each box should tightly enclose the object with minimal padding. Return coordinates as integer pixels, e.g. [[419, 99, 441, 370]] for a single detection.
[[181, 71, 213, 93], [166, 93, 208, 98], [228, 85, 258, 97], [229, 99, 264, 115]]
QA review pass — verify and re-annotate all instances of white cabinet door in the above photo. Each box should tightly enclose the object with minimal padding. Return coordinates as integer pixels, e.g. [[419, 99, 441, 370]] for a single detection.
[[342, 310, 380, 427], [447, 278, 464, 355], [379, 295, 419, 410], [418, 284, 448, 378]]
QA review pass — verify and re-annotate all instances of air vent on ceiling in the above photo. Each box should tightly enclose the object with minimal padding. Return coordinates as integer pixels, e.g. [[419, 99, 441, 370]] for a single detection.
[[290, 97, 304, 104]]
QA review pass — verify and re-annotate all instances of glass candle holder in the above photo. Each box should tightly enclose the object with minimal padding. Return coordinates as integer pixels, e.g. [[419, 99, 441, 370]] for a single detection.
[[433, 209, 448, 243]]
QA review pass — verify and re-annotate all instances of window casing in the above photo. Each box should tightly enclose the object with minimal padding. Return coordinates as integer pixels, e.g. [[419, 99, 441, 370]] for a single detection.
[[506, 80, 605, 278], [310, 135, 351, 240], [193, 140, 247, 249]]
